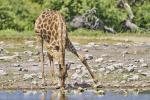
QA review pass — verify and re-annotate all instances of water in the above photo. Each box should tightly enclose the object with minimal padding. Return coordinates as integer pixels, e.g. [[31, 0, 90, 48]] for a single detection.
[[0, 90, 150, 100]]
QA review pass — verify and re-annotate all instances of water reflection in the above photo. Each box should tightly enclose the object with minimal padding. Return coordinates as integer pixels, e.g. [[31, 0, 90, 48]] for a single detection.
[[40, 90, 67, 100], [1, 90, 150, 100]]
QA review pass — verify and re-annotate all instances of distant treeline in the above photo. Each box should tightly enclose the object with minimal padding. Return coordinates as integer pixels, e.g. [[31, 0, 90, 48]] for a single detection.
[[0, 0, 149, 32]]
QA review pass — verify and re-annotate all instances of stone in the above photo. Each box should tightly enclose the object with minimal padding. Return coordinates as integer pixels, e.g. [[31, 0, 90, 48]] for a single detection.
[[126, 67, 134, 72], [140, 71, 150, 77], [95, 58, 104, 63], [24, 51, 33, 56], [76, 65, 83, 69], [113, 63, 124, 69], [128, 75, 139, 81], [107, 65, 115, 71], [0, 47, 4, 54], [31, 80, 38, 85], [78, 87, 84, 92], [122, 51, 129, 57], [141, 63, 148, 67], [85, 54, 93, 60], [18, 67, 23, 71], [105, 70, 110, 74], [25, 41, 34, 45], [72, 42, 80, 46], [126, 64, 137, 72], [28, 59, 35, 62], [72, 73, 79, 80], [117, 69, 124, 73], [23, 69, 28, 72], [88, 42, 96, 46], [96, 90, 105, 95], [0, 70, 8, 76], [108, 60, 116, 63], [37, 73, 42, 79], [139, 58, 144, 63], [82, 48, 88, 52], [23, 74, 33, 80], [85, 42, 96, 48], [101, 54, 109, 57], [134, 58, 144, 63], [0, 55, 18, 61], [32, 63, 38, 66], [12, 63, 21, 67], [98, 68, 105, 72]]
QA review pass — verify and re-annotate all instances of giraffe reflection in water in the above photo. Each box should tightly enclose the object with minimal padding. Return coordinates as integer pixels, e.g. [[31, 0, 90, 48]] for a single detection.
[[40, 91, 67, 100]]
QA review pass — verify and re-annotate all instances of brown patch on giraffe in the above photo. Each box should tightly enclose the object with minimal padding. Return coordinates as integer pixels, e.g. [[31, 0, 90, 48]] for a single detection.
[[43, 23, 47, 27], [41, 24, 44, 28], [48, 20, 51, 24], [42, 14, 45, 18], [54, 24, 58, 30], [46, 26, 50, 30], [55, 46, 59, 51], [42, 29, 46, 34], [38, 18, 42, 24], [43, 18, 47, 23]]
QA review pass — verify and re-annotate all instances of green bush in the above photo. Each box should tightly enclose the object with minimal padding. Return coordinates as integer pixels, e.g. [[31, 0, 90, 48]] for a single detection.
[[0, 0, 149, 33]]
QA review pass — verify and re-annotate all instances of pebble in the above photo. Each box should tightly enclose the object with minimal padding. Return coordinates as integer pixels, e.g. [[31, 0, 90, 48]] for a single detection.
[[101, 54, 109, 57], [98, 68, 105, 72], [113, 63, 123, 69], [95, 58, 104, 63], [12, 63, 21, 67], [140, 71, 150, 77], [76, 65, 83, 69], [0, 70, 8, 76], [25, 41, 34, 45], [72, 73, 80, 80], [96, 90, 105, 95], [107, 65, 115, 71], [85, 54, 93, 60], [126, 64, 137, 72], [31, 80, 38, 85], [23, 74, 33, 80], [141, 63, 148, 67], [82, 48, 88, 52], [0, 47, 4, 54], [0, 55, 18, 61], [24, 51, 33, 56], [128, 75, 139, 81], [28, 59, 35, 62], [78, 87, 84, 92], [126, 67, 134, 72]]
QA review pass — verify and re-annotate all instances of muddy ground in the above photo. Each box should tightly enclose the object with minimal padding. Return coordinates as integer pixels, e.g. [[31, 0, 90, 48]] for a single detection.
[[0, 36, 150, 90]]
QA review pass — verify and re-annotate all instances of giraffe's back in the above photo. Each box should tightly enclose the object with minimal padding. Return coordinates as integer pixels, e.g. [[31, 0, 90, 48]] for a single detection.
[[35, 9, 67, 51]]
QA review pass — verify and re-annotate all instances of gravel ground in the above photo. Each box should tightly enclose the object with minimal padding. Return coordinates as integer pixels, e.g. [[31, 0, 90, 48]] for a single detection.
[[0, 37, 150, 90]]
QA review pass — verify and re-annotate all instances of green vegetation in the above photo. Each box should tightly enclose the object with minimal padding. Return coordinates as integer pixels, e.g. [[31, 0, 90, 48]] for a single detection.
[[0, 0, 149, 38]]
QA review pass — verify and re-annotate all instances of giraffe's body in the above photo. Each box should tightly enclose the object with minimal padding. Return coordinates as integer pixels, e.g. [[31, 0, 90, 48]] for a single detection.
[[35, 9, 97, 89]]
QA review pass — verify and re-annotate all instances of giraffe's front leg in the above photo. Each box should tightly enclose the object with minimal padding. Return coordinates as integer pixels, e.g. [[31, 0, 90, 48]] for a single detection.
[[47, 53, 57, 85], [58, 52, 67, 90]]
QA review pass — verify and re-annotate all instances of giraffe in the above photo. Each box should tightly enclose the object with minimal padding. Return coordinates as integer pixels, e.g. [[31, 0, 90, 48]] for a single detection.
[[34, 9, 98, 89]]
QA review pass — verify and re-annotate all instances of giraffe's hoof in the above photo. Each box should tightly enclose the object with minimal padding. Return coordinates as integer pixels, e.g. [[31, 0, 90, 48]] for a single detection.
[[93, 82, 103, 89]]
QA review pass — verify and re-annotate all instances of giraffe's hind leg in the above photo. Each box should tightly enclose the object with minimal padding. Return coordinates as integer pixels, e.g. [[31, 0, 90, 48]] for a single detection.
[[66, 38, 98, 84], [36, 35, 47, 86]]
